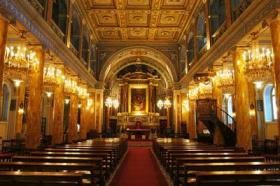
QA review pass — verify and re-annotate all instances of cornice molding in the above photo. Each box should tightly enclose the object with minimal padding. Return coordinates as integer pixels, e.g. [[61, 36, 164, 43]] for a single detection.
[[0, 0, 97, 87], [179, 0, 280, 85]]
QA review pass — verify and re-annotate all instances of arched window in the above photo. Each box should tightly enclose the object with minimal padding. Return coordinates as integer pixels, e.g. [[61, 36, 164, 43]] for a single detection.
[[52, 0, 68, 34], [222, 95, 234, 125], [82, 33, 89, 64], [1, 84, 10, 121], [264, 85, 278, 122], [197, 11, 207, 55], [209, 0, 226, 38], [71, 14, 81, 54], [227, 95, 233, 124], [187, 31, 194, 66]]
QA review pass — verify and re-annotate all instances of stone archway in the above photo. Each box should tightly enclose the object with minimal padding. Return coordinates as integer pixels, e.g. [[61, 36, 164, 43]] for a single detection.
[[99, 46, 178, 87]]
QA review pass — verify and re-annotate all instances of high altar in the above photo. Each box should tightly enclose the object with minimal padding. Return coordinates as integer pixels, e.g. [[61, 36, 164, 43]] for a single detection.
[[110, 65, 162, 130]]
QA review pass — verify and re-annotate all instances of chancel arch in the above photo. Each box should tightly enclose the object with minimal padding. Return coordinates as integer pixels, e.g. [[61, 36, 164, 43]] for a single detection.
[[99, 46, 178, 88]]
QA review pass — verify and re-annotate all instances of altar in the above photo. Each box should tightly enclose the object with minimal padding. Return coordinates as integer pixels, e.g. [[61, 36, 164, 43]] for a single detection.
[[126, 128, 150, 140]]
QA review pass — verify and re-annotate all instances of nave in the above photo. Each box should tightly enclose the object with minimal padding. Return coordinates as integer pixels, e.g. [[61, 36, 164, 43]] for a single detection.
[[0, 0, 280, 185]]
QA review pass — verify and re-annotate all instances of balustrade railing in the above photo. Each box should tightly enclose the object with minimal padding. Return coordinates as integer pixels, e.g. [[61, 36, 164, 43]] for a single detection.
[[232, 0, 254, 22], [28, 0, 45, 17], [50, 20, 65, 41]]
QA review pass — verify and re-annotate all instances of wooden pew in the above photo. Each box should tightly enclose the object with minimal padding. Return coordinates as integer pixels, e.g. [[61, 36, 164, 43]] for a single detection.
[[42, 148, 116, 167], [29, 151, 111, 172], [173, 156, 265, 179], [0, 171, 84, 186], [167, 152, 248, 170], [179, 162, 280, 186], [161, 149, 237, 167], [0, 161, 104, 185], [195, 170, 280, 186]]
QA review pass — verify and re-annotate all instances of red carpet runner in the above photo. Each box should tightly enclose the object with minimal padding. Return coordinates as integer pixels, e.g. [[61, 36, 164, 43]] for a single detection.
[[110, 147, 168, 186]]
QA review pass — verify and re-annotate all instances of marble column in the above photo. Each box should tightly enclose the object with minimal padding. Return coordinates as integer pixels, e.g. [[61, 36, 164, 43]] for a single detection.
[[79, 99, 87, 140], [87, 95, 95, 131], [270, 16, 280, 135], [95, 90, 103, 132], [68, 94, 78, 142], [233, 48, 257, 150], [0, 16, 8, 119], [25, 47, 45, 149], [188, 100, 196, 139], [52, 81, 64, 145], [15, 83, 26, 135]]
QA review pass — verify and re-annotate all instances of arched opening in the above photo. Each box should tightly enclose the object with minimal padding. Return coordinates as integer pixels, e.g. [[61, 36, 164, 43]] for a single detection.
[[264, 84, 277, 122], [52, 0, 68, 35], [187, 31, 195, 67], [209, 0, 226, 43], [196, 10, 207, 57], [99, 46, 177, 87], [71, 14, 81, 55], [82, 32, 89, 65]]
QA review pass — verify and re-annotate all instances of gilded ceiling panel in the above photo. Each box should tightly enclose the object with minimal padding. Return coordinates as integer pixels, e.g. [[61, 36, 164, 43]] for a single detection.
[[126, 0, 151, 9], [94, 11, 119, 26], [82, 0, 196, 43], [127, 10, 150, 27]]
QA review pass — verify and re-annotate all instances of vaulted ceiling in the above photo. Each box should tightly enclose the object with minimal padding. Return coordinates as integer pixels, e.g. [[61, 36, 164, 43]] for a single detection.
[[81, 0, 197, 43]]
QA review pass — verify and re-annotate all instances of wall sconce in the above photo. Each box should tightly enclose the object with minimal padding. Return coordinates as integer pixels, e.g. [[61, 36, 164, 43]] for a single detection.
[[13, 79, 22, 88], [249, 104, 255, 116], [18, 103, 24, 114], [64, 98, 70, 104], [46, 91, 53, 98], [86, 98, 93, 110], [254, 81, 263, 89], [78, 103, 81, 109], [182, 99, 190, 112]]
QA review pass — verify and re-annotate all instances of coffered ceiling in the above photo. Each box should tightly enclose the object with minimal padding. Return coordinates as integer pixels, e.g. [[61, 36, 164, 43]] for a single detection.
[[81, 0, 197, 43]]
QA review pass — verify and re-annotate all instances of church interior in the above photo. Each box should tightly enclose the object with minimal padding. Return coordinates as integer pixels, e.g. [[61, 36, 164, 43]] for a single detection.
[[0, 0, 280, 185]]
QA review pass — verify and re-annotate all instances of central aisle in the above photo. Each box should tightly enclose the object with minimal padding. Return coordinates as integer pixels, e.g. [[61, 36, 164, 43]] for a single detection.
[[110, 147, 169, 186]]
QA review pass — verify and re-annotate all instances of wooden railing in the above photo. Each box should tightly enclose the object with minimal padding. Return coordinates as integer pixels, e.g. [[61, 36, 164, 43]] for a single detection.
[[232, 0, 254, 22], [28, 0, 44, 17], [50, 20, 65, 41]]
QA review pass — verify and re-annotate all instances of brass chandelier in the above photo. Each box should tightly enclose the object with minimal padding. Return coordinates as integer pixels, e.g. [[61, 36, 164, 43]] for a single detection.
[[243, 47, 273, 88], [215, 69, 235, 95]]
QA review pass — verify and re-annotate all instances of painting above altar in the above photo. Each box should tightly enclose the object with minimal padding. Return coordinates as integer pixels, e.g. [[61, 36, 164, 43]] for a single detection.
[[128, 84, 149, 115]]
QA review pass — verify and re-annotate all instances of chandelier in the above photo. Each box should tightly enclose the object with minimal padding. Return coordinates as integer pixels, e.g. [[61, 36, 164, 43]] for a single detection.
[[182, 99, 190, 111], [77, 84, 89, 99], [243, 47, 273, 86], [4, 45, 39, 80], [215, 69, 235, 94], [188, 85, 199, 100], [43, 64, 63, 86], [198, 81, 213, 99], [64, 76, 77, 94], [157, 97, 172, 110], [105, 97, 119, 109]]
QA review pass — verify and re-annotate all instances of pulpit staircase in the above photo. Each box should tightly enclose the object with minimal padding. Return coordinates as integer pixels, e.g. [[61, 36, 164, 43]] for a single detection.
[[196, 99, 236, 147]]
